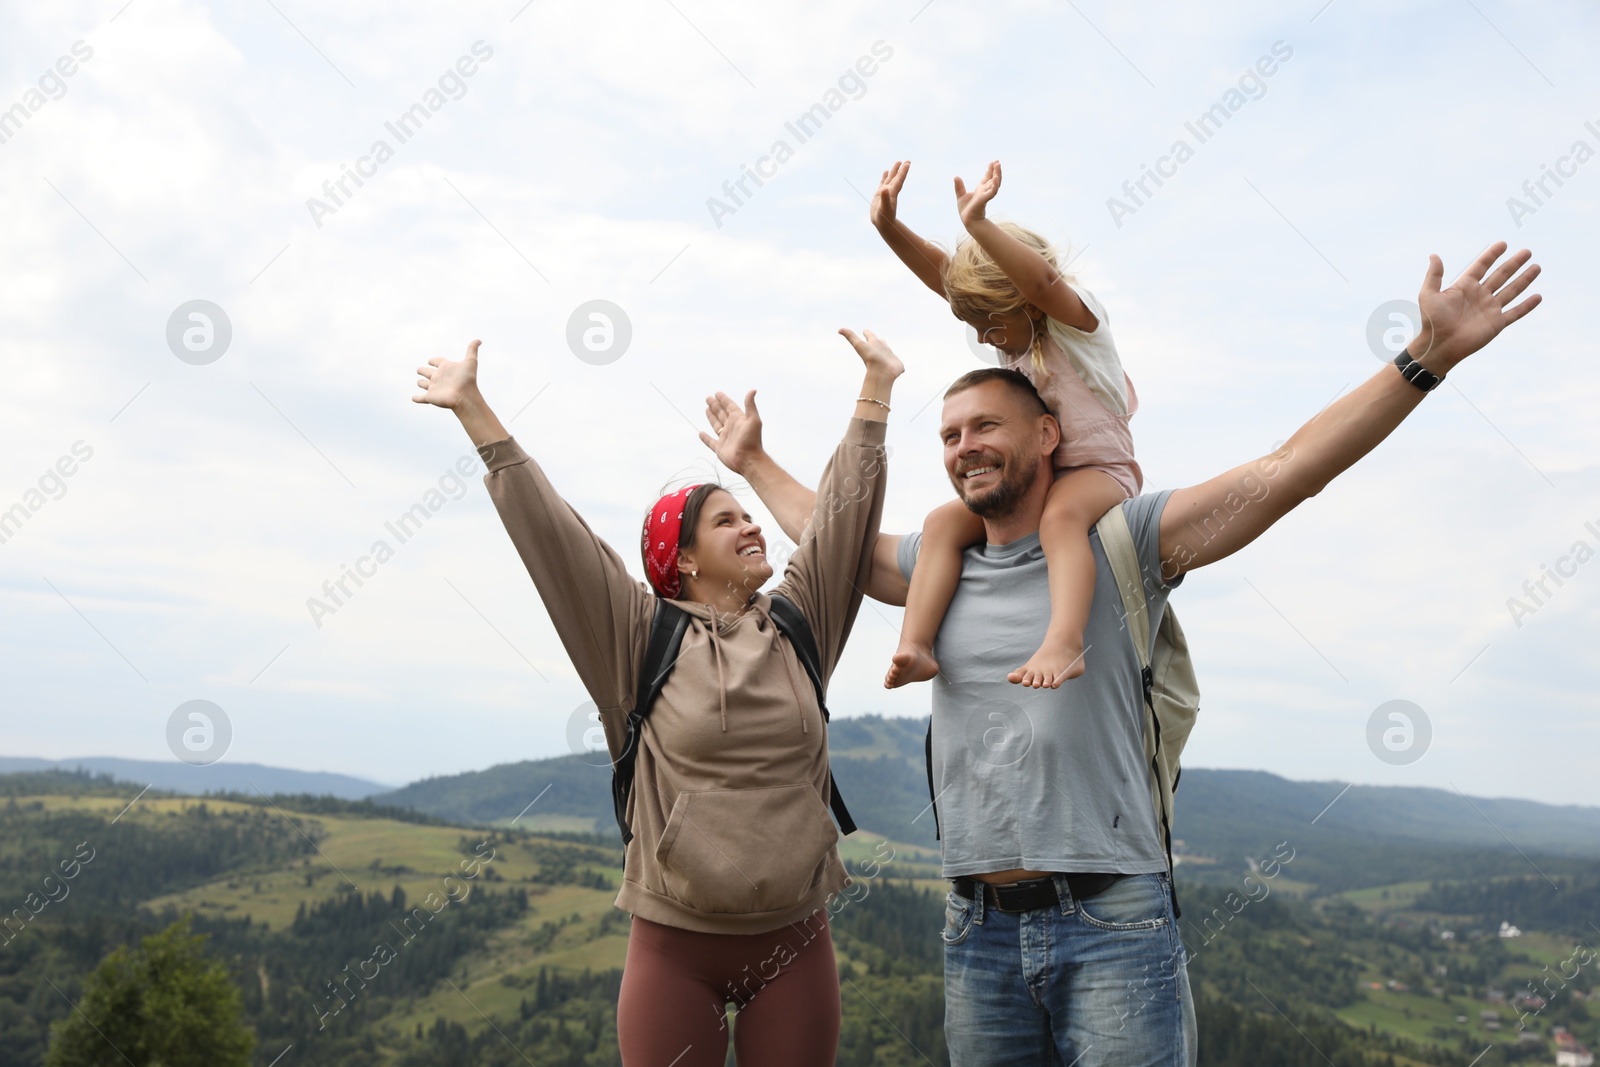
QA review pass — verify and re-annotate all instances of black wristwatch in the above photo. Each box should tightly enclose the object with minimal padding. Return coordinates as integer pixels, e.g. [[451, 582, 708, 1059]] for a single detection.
[[1393, 348, 1442, 392]]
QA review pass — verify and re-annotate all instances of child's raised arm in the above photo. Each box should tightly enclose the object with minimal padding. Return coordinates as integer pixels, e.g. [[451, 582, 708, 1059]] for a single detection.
[[871, 160, 950, 300], [955, 160, 1098, 332]]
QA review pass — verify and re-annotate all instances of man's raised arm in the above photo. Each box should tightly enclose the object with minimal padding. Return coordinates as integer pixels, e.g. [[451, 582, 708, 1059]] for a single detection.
[[701, 389, 910, 606], [1160, 242, 1541, 579]]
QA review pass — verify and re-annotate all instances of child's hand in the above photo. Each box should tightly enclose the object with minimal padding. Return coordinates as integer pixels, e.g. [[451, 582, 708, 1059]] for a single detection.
[[954, 160, 1002, 229], [870, 161, 910, 231]]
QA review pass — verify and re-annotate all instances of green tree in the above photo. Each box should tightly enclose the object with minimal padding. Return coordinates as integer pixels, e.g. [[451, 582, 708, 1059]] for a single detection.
[[45, 917, 254, 1067]]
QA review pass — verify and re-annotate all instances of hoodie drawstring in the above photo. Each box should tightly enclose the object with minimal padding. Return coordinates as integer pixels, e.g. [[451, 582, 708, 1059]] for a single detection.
[[698, 603, 810, 733], [706, 619, 728, 732]]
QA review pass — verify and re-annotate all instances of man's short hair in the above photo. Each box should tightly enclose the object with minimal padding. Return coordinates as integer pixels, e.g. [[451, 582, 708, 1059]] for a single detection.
[[944, 367, 1049, 418]]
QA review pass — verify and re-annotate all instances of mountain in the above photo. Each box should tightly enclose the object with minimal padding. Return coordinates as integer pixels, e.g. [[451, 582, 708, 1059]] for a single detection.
[[1171, 765, 1600, 857], [20, 713, 1600, 886], [7, 724, 1596, 1065], [368, 714, 938, 841], [0, 756, 392, 800], [372, 715, 1600, 891]]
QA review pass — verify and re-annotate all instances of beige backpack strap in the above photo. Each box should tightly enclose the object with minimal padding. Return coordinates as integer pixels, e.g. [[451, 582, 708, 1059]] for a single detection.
[[1095, 504, 1149, 668], [1098, 503, 1177, 892]]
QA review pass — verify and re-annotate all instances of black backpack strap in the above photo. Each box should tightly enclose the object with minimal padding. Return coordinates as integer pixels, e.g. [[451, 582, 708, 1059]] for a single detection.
[[768, 594, 856, 836], [1140, 664, 1181, 920], [612, 599, 690, 844], [924, 718, 940, 840], [766, 595, 823, 706]]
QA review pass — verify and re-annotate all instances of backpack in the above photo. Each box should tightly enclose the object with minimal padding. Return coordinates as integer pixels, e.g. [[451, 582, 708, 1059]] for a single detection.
[[920, 506, 1199, 912], [1094, 504, 1200, 912], [609, 593, 857, 846]]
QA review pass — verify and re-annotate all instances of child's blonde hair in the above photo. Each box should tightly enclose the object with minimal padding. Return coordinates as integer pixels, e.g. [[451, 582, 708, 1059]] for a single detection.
[[943, 222, 1073, 376]]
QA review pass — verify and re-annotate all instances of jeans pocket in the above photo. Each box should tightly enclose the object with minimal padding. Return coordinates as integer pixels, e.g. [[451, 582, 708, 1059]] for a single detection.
[[1076, 874, 1171, 932], [941, 890, 976, 946]]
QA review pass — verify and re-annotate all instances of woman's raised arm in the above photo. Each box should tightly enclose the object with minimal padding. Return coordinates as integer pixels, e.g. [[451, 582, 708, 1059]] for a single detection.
[[701, 387, 909, 608], [415, 340, 510, 447], [763, 330, 902, 681], [414, 341, 650, 723]]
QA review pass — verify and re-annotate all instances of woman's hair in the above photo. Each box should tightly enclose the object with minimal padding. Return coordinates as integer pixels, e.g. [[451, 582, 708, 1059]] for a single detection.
[[673, 483, 724, 554], [943, 222, 1072, 376]]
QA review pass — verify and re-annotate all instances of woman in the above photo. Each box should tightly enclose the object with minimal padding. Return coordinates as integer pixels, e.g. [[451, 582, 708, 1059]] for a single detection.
[[413, 329, 902, 1065]]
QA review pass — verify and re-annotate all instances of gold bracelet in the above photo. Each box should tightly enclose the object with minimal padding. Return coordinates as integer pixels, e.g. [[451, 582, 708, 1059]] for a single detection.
[[856, 396, 891, 411]]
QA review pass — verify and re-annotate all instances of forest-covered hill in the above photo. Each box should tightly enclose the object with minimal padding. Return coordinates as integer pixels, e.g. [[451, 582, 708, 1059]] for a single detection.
[[4, 772, 1599, 1066]]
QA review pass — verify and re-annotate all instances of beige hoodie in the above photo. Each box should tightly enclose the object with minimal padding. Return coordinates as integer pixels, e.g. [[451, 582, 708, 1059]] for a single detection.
[[478, 418, 888, 934]]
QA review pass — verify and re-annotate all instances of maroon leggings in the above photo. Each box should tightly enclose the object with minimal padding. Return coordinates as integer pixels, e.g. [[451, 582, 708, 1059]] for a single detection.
[[617, 912, 840, 1066]]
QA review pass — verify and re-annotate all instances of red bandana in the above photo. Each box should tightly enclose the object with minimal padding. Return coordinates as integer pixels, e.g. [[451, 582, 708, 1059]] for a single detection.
[[642, 485, 702, 599]]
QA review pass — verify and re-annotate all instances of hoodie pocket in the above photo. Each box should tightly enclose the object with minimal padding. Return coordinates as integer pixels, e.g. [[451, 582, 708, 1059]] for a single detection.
[[656, 784, 839, 915]]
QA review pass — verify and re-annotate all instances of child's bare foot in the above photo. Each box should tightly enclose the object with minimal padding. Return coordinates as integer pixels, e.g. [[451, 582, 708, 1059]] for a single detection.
[[886, 640, 940, 688], [1007, 637, 1087, 689]]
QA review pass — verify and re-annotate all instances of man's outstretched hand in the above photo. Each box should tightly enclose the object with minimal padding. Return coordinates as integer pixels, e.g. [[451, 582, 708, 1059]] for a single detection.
[[1412, 242, 1541, 375], [701, 389, 763, 476]]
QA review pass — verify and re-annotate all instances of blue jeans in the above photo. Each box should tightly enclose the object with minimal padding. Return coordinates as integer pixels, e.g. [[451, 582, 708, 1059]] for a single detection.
[[942, 872, 1196, 1067]]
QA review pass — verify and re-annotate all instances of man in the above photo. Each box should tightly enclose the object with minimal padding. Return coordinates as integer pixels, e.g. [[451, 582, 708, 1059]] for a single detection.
[[700, 243, 1540, 1064]]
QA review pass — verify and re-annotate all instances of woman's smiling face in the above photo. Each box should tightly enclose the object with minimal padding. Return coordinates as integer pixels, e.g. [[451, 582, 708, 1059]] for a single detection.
[[679, 488, 772, 599]]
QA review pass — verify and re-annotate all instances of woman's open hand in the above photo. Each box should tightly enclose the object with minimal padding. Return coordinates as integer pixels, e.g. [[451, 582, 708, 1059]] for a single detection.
[[838, 328, 905, 381], [413, 340, 481, 410]]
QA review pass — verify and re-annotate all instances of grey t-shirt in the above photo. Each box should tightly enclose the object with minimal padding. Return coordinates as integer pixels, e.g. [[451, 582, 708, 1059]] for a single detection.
[[897, 490, 1181, 878]]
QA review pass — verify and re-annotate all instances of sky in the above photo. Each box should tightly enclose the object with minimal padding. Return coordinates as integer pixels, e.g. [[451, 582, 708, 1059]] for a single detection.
[[1, 0, 1596, 806]]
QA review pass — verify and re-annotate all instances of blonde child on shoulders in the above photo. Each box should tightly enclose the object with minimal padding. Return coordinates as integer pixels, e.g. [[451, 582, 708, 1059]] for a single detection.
[[871, 159, 1141, 689]]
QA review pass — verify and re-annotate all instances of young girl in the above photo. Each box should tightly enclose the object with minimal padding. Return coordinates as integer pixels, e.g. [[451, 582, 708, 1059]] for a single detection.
[[873, 160, 1141, 689]]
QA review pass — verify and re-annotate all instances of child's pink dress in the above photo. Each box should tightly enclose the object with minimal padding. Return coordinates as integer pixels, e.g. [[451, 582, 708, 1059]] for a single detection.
[[1002, 282, 1141, 498]]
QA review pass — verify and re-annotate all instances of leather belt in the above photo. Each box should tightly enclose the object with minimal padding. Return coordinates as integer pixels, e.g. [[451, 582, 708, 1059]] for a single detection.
[[952, 873, 1125, 914]]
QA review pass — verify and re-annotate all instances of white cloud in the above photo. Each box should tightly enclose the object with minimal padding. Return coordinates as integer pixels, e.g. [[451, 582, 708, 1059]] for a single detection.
[[2, 0, 1597, 802]]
